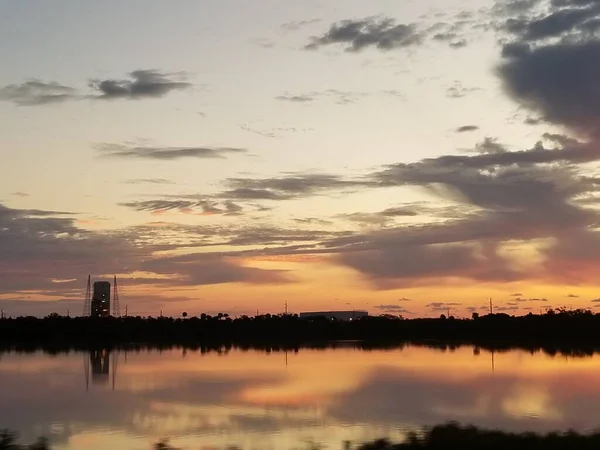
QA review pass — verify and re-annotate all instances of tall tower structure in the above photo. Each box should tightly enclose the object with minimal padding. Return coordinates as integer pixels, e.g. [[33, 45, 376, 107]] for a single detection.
[[91, 281, 111, 318], [112, 275, 120, 317], [83, 275, 92, 316]]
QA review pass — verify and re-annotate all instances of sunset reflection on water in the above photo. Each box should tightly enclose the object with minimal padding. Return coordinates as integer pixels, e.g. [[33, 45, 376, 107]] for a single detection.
[[1, 345, 599, 450]]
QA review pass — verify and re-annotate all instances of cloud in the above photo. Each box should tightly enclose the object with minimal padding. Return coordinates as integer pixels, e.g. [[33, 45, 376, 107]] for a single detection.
[[499, 41, 600, 137], [276, 90, 367, 105], [96, 143, 247, 160], [397, 298, 412, 302], [567, 293, 580, 298], [340, 206, 422, 227], [497, 0, 600, 137], [276, 94, 315, 103], [119, 199, 243, 216], [0, 80, 77, 106], [89, 69, 191, 100], [312, 130, 600, 287], [375, 304, 413, 314], [0, 299, 82, 317], [502, 1, 600, 42], [513, 297, 549, 302], [123, 179, 174, 185], [306, 17, 423, 52], [456, 125, 480, 133], [222, 173, 373, 201], [425, 302, 462, 312], [0, 202, 289, 308], [446, 82, 481, 98], [281, 19, 321, 31], [11, 192, 29, 197]]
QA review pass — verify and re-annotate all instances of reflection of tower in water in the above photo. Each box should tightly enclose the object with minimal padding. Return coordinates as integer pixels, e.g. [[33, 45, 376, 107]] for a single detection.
[[84, 349, 123, 391]]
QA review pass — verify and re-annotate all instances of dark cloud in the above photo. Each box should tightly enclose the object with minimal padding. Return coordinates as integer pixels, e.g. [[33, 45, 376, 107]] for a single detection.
[[0, 80, 77, 106], [306, 17, 423, 52], [0, 202, 289, 309], [119, 199, 242, 216], [499, 41, 600, 136], [220, 188, 293, 201], [96, 143, 247, 160], [397, 297, 412, 302], [310, 130, 600, 287], [456, 125, 480, 133], [223, 173, 372, 201], [11, 192, 30, 197], [567, 293, 580, 297], [503, 1, 600, 42], [89, 69, 191, 100], [340, 206, 421, 227], [496, 0, 600, 137], [119, 200, 197, 212], [592, 298, 600, 302], [511, 293, 524, 296], [293, 217, 334, 226]]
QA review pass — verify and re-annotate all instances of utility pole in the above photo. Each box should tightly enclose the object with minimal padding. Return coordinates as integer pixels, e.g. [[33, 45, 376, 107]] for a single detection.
[[125, 305, 128, 317], [489, 297, 493, 315], [67, 309, 70, 317], [447, 307, 450, 318], [285, 301, 288, 315]]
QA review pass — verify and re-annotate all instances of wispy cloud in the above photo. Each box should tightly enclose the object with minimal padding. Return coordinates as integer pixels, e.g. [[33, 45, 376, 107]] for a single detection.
[[0, 80, 77, 106], [276, 94, 315, 103], [123, 179, 175, 185], [375, 304, 413, 314], [96, 143, 247, 160]]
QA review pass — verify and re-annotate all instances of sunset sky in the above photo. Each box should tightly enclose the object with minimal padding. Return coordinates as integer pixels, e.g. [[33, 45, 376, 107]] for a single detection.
[[3, 0, 600, 317]]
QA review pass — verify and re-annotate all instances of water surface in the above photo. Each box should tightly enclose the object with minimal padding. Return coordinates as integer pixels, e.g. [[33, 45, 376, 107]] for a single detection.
[[1, 345, 598, 449]]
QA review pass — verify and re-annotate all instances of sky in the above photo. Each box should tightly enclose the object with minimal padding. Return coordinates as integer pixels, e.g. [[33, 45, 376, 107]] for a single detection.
[[3, 0, 600, 317]]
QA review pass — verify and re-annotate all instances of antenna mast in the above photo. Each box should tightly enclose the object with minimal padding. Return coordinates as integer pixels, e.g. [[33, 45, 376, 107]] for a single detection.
[[113, 275, 120, 317], [489, 297, 493, 315], [83, 275, 91, 316]]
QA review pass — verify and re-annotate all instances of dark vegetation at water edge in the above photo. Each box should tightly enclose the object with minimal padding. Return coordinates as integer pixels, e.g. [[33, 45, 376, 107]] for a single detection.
[[6, 424, 600, 450], [3, 308, 600, 350]]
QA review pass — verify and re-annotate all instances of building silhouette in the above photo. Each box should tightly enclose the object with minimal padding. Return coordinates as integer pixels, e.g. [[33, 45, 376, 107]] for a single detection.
[[91, 281, 111, 318], [299, 310, 368, 321]]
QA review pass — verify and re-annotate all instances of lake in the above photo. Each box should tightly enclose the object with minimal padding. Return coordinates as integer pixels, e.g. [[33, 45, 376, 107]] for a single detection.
[[1, 344, 598, 450]]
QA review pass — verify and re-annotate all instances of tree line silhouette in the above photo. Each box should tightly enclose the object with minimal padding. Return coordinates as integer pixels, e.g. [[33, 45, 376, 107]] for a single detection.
[[5, 423, 600, 450], [2, 308, 600, 352]]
